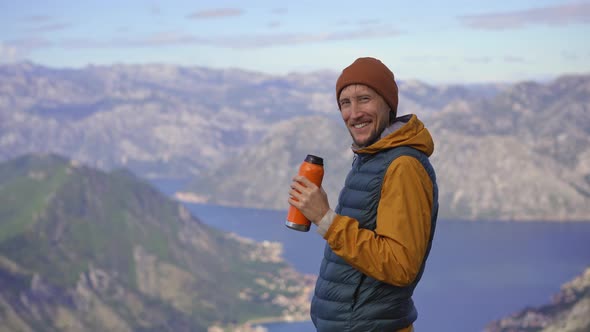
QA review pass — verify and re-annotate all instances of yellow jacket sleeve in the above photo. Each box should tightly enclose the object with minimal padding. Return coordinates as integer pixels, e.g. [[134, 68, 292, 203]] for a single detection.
[[323, 155, 434, 286]]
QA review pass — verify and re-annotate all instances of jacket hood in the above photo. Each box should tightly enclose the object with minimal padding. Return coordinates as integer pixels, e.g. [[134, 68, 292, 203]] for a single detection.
[[353, 114, 434, 156]]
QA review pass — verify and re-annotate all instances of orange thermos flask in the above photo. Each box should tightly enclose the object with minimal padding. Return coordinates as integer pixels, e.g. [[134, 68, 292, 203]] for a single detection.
[[286, 154, 324, 232]]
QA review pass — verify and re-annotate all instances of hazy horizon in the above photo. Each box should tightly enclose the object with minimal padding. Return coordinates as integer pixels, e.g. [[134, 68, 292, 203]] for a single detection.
[[5, 59, 588, 86], [1, 0, 589, 84]]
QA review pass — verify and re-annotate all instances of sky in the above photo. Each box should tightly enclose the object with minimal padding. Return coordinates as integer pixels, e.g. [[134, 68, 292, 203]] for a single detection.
[[1, 0, 589, 83]]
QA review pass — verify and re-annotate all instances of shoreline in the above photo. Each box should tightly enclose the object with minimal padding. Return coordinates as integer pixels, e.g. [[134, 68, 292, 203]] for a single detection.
[[246, 316, 311, 326], [173, 196, 590, 223], [208, 316, 310, 332]]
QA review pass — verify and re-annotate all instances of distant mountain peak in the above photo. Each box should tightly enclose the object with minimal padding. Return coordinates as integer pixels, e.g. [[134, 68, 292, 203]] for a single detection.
[[0, 154, 315, 330], [1, 63, 589, 221], [485, 267, 590, 332]]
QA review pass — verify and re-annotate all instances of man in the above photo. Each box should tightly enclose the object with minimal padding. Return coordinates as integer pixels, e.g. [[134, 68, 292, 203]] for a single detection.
[[288, 57, 438, 332]]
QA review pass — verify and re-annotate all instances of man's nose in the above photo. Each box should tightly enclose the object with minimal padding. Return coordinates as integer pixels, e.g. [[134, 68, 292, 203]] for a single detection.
[[350, 103, 362, 119]]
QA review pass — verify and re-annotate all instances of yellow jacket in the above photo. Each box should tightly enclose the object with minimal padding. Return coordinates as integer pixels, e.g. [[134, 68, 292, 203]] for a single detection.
[[316, 114, 435, 332]]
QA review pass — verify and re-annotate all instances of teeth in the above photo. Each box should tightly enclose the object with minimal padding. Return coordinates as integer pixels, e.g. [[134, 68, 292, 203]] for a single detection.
[[353, 122, 369, 129]]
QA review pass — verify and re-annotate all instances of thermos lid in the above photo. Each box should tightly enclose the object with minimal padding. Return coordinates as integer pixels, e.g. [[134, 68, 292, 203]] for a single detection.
[[305, 154, 324, 166]]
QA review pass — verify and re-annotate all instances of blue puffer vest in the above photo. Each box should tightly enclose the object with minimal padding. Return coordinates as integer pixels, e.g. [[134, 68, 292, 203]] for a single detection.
[[310, 146, 438, 332]]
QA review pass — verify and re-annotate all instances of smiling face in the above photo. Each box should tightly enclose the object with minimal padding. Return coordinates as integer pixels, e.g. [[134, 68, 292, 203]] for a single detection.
[[338, 84, 391, 148]]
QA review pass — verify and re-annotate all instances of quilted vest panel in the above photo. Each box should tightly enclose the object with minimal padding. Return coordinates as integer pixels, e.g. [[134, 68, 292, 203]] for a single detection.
[[311, 146, 438, 332]]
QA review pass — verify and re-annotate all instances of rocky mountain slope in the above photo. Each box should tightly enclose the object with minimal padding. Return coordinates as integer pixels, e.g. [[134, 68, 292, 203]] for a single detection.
[[185, 74, 590, 221], [184, 115, 353, 209], [0, 62, 343, 178], [1, 62, 588, 220], [485, 267, 590, 332], [0, 154, 314, 331], [428, 74, 590, 220], [0, 62, 497, 178]]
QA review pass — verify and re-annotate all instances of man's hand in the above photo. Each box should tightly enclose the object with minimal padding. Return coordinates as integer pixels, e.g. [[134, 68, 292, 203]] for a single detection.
[[288, 175, 330, 225]]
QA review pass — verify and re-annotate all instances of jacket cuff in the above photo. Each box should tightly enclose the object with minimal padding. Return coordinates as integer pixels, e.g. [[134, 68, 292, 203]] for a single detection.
[[316, 209, 336, 237]]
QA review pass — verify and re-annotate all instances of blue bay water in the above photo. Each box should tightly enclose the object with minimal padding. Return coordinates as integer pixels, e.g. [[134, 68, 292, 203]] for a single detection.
[[151, 179, 590, 332]]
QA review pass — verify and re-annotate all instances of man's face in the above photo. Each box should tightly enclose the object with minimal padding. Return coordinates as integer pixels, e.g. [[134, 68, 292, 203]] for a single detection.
[[339, 84, 391, 148]]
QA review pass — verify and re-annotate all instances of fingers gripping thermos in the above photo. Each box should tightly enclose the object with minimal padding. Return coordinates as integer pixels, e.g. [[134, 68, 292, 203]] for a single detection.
[[286, 154, 324, 232]]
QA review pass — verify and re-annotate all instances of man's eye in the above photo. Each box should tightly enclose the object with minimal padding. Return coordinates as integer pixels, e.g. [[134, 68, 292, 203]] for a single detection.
[[340, 100, 350, 106]]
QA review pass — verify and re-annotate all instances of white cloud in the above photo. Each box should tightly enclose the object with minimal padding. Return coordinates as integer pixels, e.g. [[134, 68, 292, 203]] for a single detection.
[[22, 15, 53, 23], [268, 21, 281, 28], [562, 51, 580, 61], [465, 56, 492, 63], [271, 8, 288, 15], [504, 55, 527, 63], [459, 2, 590, 29], [402, 55, 449, 63], [357, 19, 381, 25], [150, 4, 162, 16], [28, 22, 72, 32], [18, 14, 72, 33], [211, 26, 401, 48], [46, 25, 401, 50], [0, 43, 24, 63], [0, 38, 52, 63], [187, 8, 243, 19]]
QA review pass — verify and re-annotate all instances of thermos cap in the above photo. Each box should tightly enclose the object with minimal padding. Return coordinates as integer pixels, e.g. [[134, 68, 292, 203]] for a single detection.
[[305, 154, 324, 166]]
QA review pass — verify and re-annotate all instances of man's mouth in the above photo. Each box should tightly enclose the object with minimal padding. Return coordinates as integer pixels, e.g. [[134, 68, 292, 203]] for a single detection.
[[353, 122, 370, 129]]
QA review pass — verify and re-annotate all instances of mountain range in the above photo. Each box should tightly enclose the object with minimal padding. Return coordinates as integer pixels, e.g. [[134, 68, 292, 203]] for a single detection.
[[184, 74, 590, 221], [0, 62, 588, 220], [485, 267, 590, 332], [0, 154, 314, 331]]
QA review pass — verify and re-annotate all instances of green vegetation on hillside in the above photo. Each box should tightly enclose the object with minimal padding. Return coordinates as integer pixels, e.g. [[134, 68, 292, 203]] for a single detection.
[[0, 154, 314, 331]]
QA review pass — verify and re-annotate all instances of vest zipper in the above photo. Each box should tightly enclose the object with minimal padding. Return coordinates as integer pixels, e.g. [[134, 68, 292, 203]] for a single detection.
[[348, 274, 367, 331], [350, 274, 367, 310]]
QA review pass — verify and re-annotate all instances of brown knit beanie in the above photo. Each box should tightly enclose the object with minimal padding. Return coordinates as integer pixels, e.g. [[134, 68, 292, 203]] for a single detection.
[[335, 57, 398, 119]]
